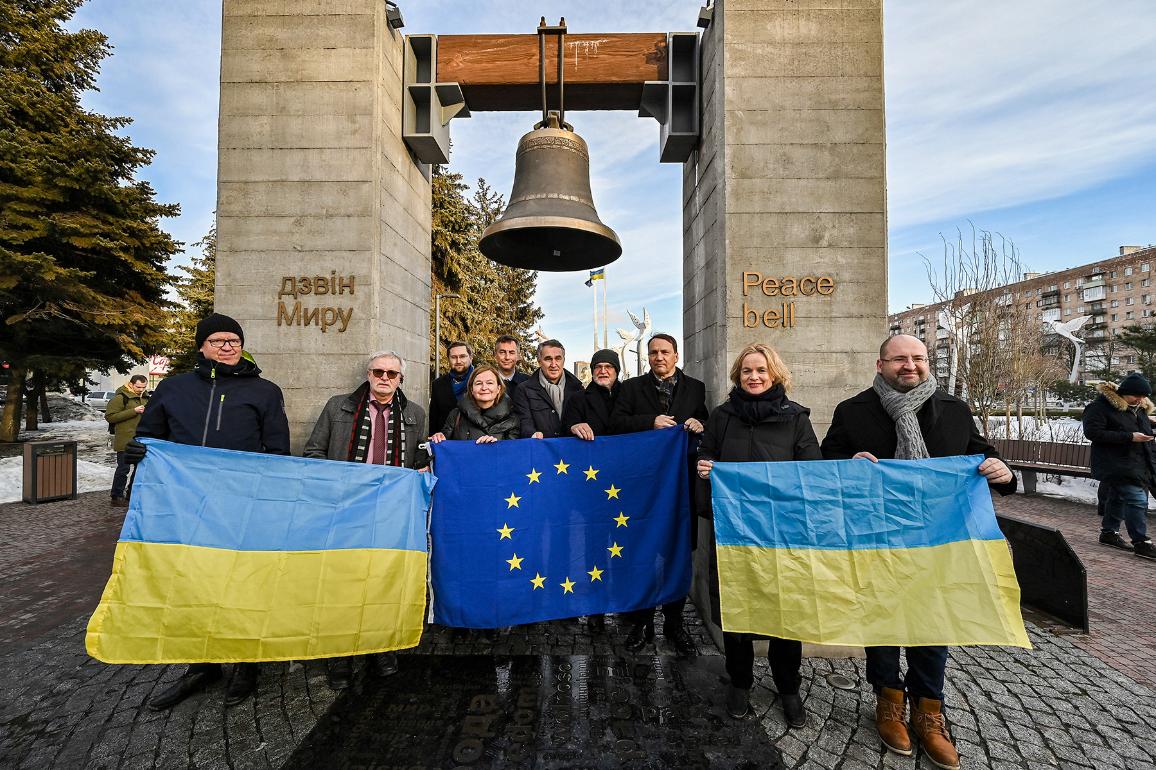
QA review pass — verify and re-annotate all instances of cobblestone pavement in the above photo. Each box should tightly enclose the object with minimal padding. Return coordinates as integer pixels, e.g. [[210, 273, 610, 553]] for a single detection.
[[2, 492, 1155, 769]]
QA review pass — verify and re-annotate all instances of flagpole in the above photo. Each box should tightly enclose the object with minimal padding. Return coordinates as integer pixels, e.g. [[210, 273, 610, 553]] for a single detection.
[[592, 274, 599, 352], [602, 272, 608, 349]]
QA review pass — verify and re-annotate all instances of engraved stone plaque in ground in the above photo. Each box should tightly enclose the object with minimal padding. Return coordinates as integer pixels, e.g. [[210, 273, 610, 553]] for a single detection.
[[284, 654, 785, 769]]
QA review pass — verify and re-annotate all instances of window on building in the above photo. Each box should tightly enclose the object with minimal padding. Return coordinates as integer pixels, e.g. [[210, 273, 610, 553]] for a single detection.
[[1111, 271, 1117, 278], [1126, 267, 1134, 276], [1126, 311, 1135, 320], [1064, 281, 1071, 288], [1112, 313, 1118, 321], [1127, 297, 1135, 305], [1065, 309, 1072, 316], [1144, 278, 1152, 288], [1064, 294, 1071, 301], [1126, 282, 1133, 290], [1145, 294, 1152, 305], [1144, 263, 1150, 272], [1111, 285, 1118, 293], [1112, 300, 1119, 308], [1078, 306, 1085, 313]]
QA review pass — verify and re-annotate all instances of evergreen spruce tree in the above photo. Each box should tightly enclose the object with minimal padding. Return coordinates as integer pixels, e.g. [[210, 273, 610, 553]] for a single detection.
[[0, 0, 179, 440], [429, 167, 543, 375], [166, 224, 217, 373]]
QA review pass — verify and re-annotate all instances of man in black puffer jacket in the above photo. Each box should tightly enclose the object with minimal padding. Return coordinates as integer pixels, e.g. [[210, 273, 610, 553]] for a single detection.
[[126, 313, 290, 712], [564, 348, 622, 440], [1082, 373, 1156, 560]]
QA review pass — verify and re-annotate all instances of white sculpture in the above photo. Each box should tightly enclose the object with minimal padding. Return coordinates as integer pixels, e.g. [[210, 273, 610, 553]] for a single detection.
[[626, 308, 652, 376], [1046, 315, 1091, 384], [614, 327, 637, 380]]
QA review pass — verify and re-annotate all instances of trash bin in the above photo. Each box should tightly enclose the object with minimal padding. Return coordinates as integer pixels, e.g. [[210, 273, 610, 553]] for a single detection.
[[22, 441, 78, 503]]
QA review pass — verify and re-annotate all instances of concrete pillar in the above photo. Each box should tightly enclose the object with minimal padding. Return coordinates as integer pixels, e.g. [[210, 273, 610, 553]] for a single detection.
[[684, 0, 887, 654], [215, 0, 432, 452]]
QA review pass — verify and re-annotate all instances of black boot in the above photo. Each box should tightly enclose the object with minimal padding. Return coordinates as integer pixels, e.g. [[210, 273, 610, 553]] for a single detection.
[[368, 652, 399, 678], [781, 693, 806, 728], [624, 620, 655, 652], [327, 657, 353, 690], [148, 664, 221, 711], [665, 623, 698, 657], [225, 663, 258, 707]]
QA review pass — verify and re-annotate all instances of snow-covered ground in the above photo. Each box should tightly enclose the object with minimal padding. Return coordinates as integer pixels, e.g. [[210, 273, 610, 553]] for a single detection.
[[0, 397, 116, 503], [986, 416, 1086, 444]]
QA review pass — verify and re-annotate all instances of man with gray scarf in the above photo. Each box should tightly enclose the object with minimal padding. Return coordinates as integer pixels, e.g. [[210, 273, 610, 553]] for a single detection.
[[821, 334, 1014, 770], [512, 339, 584, 438]]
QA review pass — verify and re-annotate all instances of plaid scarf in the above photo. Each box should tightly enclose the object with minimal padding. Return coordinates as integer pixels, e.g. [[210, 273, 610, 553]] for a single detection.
[[345, 382, 407, 466], [653, 370, 679, 413]]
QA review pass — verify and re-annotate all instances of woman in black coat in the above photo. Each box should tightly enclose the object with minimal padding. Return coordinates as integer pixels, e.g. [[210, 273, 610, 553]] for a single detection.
[[697, 343, 821, 727], [429, 365, 519, 444]]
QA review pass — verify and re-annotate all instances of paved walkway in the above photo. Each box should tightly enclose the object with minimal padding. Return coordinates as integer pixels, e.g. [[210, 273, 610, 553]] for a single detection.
[[1, 491, 1154, 769]]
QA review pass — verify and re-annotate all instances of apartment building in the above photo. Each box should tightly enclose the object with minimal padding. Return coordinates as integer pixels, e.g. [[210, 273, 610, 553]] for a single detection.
[[888, 244, 1156, 382]]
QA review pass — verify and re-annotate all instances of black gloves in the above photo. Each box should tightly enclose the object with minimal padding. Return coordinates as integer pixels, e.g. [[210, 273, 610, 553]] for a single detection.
[[124, 439, 147, 465]]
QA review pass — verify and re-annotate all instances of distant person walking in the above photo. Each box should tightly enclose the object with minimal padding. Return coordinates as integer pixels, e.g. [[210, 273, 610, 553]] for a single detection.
[[105, 374, 148, 507], [1082, 372, 1156, 560]]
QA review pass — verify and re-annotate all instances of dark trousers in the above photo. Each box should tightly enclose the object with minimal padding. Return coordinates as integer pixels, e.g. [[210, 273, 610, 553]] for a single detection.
[[1101, 482, 1150, 543], [865, 646, 948, 703], [111, 451, 132, 499], [625, 596, 687, 630], [723, 632, 801, 693]]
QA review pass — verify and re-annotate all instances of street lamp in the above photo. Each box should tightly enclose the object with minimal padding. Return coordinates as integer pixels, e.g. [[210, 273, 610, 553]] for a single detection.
[[434, 293, 461, 376]]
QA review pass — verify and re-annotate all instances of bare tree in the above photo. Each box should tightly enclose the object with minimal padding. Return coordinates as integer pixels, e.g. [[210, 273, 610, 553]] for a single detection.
[[922, 225, 1047, 437]]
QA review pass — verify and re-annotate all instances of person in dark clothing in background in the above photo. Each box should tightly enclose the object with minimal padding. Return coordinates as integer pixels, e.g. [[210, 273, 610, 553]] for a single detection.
[[126, 313, 290, 712], [610, 333, 707, 657], [1082, 372, 1156, 560], [495, 335, 529, 396], [512, 339, 584, 438], [428, 341, 473, 436]]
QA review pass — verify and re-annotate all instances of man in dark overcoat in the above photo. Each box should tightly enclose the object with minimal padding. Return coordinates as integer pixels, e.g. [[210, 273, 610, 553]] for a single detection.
[[512, 339, 584, 438], [821, 334, 1015, 770], [564, 348, 622, 439], [609, 333, 708, 656], [1081, 372, 1156, 559], [429, 341, 473, 435], [304, 349, 428, 689]]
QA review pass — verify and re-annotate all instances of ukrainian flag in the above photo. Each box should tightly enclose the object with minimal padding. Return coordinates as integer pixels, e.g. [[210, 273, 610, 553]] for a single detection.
[[711, 455, 1030, 648], [86, 439, 434, 664]]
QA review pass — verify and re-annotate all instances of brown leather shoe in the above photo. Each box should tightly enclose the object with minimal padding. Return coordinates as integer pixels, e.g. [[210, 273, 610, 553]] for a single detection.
[[911, 697, 960, 770], [875, 687, 913, 756]]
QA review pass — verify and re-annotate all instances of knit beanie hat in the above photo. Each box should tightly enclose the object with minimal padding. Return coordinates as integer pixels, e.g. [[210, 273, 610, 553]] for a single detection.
[[1117, 372, 1152, 397], [590, 349, 621, 374], [195, 313, 245, 349]]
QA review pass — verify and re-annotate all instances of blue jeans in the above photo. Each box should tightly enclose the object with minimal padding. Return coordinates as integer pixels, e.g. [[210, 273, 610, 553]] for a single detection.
[[1102, 482, 1149, 544], [112, 451, 132, 499], [866, 646, 948, 703]]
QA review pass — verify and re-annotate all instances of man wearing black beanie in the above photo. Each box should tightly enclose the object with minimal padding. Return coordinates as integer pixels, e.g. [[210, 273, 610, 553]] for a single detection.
[[565, 349, 623, 441], [1082, 371, 1156, 560], [125, 312, 291, 710]]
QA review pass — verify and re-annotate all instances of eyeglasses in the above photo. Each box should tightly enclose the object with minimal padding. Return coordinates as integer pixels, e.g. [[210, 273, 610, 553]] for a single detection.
[[881, 355, 928, 365], [206, 338, 242, 349], [369, 368, 402, 380]]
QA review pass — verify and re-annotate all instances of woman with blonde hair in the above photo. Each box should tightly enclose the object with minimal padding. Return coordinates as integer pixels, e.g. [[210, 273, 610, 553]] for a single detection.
[[696, 342, 821, 726], [429, 364, 519, 444]]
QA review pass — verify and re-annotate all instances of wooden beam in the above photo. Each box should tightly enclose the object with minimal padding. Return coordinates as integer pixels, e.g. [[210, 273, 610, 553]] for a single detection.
[[435, 33, 668, 112]]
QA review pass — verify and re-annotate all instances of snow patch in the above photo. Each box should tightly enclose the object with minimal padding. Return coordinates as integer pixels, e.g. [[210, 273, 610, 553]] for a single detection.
[[0, 456, 114, 504]]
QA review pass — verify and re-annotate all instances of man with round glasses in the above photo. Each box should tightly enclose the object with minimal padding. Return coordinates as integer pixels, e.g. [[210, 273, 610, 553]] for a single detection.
[[127, 312, 291, 711], [303, 350, 429, 689]]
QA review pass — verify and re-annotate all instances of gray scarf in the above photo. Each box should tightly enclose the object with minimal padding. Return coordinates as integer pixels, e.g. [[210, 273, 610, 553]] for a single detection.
[[539, 370, 565, 414], [872, 373, 938, 460]]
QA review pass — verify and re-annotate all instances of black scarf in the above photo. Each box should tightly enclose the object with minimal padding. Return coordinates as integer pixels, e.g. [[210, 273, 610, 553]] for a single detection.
[[345, 381, 408, 465], [726, 383, 799, 424]]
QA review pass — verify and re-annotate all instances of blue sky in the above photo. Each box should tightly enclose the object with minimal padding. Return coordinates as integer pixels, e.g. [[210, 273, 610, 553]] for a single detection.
[[72, 0, 1156, 363]]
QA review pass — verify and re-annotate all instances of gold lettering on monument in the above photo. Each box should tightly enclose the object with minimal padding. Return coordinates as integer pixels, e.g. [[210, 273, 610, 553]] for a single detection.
[[275, 273, 355, 333], [739, 271, 836, 329]]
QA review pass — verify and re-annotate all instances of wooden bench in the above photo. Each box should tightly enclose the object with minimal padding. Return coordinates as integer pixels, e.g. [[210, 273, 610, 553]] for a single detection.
[[989, 439, 1091, 494]]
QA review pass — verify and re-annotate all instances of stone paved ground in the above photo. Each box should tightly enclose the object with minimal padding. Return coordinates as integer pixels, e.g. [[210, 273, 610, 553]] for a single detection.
[[1, 490, 1155, 769], [993, 490, 1156, 689]]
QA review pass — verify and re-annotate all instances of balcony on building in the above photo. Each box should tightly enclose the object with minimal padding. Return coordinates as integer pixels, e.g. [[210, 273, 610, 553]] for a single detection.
[[1081, 285, 1107, 302]]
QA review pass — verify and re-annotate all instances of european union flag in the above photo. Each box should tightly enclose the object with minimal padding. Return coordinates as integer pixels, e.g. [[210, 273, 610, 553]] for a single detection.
[[429, 428, 691, 628]]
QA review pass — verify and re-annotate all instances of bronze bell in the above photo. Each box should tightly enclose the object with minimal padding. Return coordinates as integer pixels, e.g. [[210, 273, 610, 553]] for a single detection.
[[479, 113, 622, 272]]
